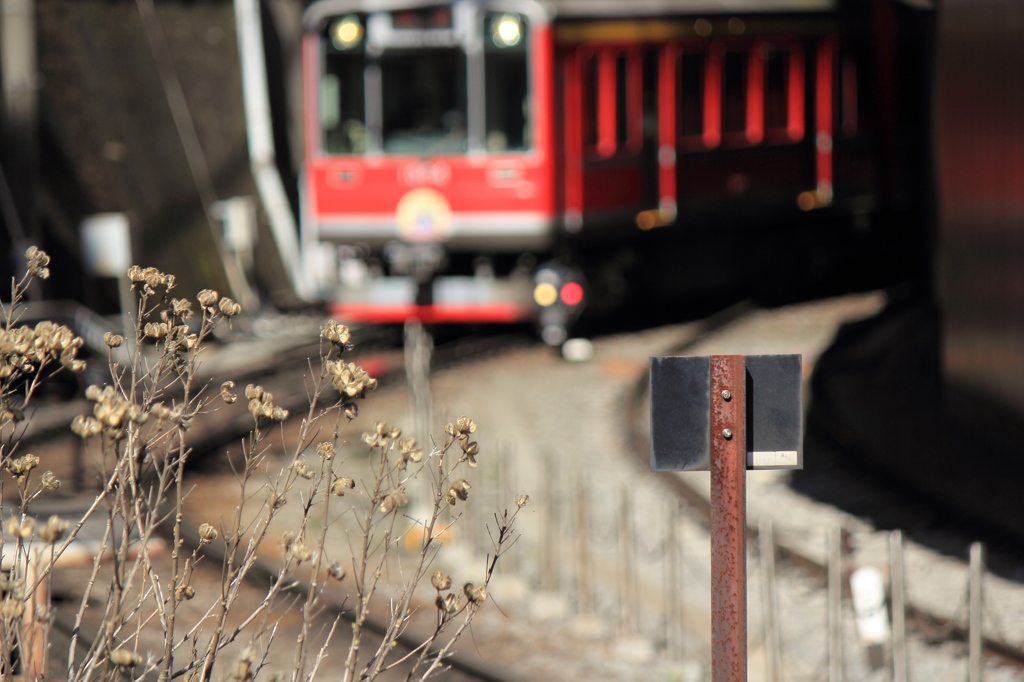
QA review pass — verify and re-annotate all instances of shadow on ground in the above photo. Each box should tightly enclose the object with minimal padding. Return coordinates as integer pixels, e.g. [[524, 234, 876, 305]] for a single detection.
[[793, 295, 1024, 582]]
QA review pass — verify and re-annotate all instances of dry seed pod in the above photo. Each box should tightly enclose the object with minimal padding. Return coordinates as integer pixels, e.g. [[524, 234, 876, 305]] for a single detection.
[[293, 460, 314, 480], [289, 542, 312, 562], [38, 516, 69, 544], [316, 441, 335, 460], [175, 585, 196, 601], [516, 494, 530, 508], [431, 571, 452, 591], [197, 289, 219, 307], [220, 381, 238, 404], [330, 477, 355, 496], [103, 332, 124, 348], [41, 471, 61, 491], [328, 561, 346, 581], [198, 523, 219, 542], [463, 582, 488, 604], [0, 598, 24, 620], [109, 648, 142, 668]]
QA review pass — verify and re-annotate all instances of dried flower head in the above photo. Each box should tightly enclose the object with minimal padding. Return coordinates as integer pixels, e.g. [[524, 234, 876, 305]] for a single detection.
[[220, 381, 238, 404], [25, 246, 51, 279], [378, 490, 408, 514], [38, 515, 69, 544], [289, 541, 313, 562], [435, 593, 460, 614], [103, 331, 124, 348], [328, 361, 378, 399], [344, 403, 358, 419], [459, 439, 480, 467], [109, 648, 142, 668], [170, 297, 193, 320], [316, 442, 335, 460], [4, 453, 39, 478], [197, 289, 219, 307], [293, 460, 315, 480], [431, 571, 452, 591], [322, 320, 352, 347], [218, 297, 242, 317], [330, 477, 355, 496], [463, 582, 488, 605], [281, 531, 295, 550], [41, 471, 61, 491], [0, 598, 25, 621], [328, 561, 347, 581], [5, 516, 34, 538], [445, 415, 477, 440], [198, 523, 219, 543], [398, 437, 424, 464], [446, 479, 471, 505], [516, 494, 530, 508], [71, 414, 103, 438]]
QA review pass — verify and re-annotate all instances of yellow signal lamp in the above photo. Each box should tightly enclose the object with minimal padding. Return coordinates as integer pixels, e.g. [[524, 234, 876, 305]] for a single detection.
[[533, 282, 558, 307]]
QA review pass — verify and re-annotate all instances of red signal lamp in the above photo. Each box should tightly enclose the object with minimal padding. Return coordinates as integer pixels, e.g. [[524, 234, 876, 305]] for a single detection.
[[560, 281, 584, 307]]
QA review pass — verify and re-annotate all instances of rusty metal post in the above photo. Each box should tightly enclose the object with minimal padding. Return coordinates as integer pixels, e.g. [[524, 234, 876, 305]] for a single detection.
[[710, 355, 747, 682]]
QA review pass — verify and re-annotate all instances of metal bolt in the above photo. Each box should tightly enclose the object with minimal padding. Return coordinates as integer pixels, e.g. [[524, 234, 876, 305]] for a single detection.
[[721, 389, 732, 401], [722, 428, 733, 440]]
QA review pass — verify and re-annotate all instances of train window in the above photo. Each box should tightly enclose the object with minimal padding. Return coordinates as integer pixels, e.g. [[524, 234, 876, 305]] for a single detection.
[[391, 6, 452, 30], [379, 47, 467, 153], [583, 54, 599, 149], [722, 50, 748, 136], [838, 49, 857, 136], [615, 55, 629, 147], [677, 52, 706, 140], [483, 13, 531, 152], [764, 46, 789, 131], [322, 17, 367, 154]]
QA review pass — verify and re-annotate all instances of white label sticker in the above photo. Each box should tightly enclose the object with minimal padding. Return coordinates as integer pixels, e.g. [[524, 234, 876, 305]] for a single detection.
[[748, 451, 799, 469]]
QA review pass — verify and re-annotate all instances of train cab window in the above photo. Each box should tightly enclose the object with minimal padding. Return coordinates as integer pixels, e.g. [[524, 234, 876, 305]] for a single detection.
[[722, 50, 748, 138], [321, 15, 367, 154], [380, 47, 467, 153], [483, 12, 531, 152], [677, 52, 706, 141]]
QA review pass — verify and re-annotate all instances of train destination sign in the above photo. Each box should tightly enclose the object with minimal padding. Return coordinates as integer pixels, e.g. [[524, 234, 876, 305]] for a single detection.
[[649, 354, 803, 471]]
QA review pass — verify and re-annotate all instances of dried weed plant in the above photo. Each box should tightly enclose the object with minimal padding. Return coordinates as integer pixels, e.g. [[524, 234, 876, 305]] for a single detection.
[[0, 248, 526, 681]]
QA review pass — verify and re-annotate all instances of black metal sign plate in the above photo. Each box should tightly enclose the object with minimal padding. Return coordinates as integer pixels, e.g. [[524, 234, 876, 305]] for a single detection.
[[650, 354, 803, 471]]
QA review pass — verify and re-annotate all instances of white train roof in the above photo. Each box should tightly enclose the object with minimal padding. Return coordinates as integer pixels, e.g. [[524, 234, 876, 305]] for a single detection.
[[305, 0, 838, 29]]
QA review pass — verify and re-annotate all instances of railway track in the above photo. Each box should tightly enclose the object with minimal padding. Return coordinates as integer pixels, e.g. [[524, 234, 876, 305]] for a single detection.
[[16, 301, 1024, 680]]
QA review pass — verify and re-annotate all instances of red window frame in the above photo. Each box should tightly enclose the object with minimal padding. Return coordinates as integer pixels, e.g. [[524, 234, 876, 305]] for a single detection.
[[760, 40, 806, 145], [667, 39, 806, 152], [580, 47, 643, 158]]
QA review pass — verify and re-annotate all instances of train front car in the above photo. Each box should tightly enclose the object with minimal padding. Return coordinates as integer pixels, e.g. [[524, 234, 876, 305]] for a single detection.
[[301, 0, 565, 333]]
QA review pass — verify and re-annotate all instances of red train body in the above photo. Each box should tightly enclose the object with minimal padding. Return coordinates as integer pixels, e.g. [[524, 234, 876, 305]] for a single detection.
[[300, 0, 920, 342]]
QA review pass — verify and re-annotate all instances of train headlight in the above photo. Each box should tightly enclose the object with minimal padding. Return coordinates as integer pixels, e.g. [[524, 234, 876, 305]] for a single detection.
[[491, 14, 522, 48], [331, 15, 363, 50]]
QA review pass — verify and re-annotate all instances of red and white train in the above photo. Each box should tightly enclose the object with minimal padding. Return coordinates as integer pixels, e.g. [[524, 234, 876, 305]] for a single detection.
[[299, 0, 926, 344]]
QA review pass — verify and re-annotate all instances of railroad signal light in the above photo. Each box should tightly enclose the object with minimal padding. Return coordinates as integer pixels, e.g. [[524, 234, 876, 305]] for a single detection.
[[533, 282, 558, 307], [560, 281, 584, 307]]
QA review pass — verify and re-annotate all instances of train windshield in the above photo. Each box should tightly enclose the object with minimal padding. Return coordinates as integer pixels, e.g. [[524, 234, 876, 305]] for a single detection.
[[318, 8, 530, 156], [381, 48, 467, 153]]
